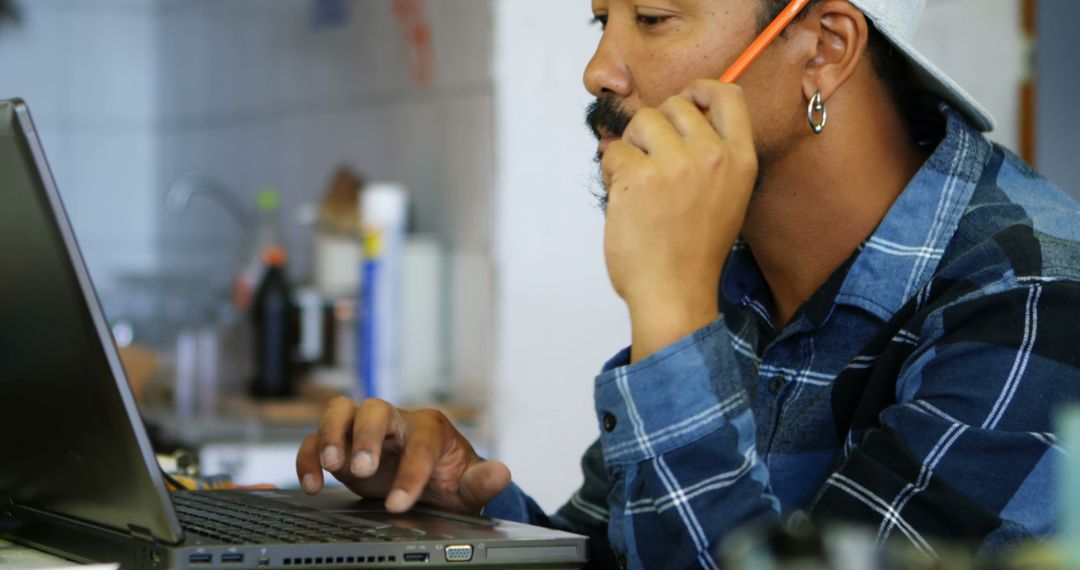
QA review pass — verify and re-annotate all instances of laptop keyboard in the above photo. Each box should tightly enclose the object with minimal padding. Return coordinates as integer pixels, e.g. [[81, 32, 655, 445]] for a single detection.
[[173, 492, 421, 545]]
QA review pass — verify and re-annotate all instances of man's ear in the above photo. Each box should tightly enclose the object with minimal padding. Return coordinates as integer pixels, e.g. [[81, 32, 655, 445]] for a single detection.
[[799, 0, 869, 102]]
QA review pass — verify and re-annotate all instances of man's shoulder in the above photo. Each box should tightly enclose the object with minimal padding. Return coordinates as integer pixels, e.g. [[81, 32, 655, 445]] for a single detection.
[[940, 142, 1080, 288]]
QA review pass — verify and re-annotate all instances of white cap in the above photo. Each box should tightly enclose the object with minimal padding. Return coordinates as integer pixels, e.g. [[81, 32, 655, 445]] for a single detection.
[[361, 182, 408, 227], [848, 0, 996, 132]]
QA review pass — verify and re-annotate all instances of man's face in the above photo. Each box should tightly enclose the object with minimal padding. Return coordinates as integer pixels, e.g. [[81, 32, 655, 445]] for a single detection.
[[585, 0, 801, 181]]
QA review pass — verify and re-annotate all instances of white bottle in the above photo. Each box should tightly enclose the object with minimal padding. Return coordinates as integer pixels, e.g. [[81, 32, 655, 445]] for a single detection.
[[358, 183, 408, 403]]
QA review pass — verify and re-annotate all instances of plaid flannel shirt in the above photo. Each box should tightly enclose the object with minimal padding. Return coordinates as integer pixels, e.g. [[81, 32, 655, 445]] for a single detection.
[[483, 104, 1080, 569]]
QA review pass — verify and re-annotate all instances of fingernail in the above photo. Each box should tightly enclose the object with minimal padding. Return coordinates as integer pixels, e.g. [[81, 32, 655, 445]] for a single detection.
[[351, 451, 375, 476], [385, 489, 410, 513], [301, 474, 318, 494], [321, 446, 342, 469]]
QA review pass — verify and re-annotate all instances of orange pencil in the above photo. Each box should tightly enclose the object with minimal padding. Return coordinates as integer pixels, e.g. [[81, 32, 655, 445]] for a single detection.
[[719, 0, 812, 83]]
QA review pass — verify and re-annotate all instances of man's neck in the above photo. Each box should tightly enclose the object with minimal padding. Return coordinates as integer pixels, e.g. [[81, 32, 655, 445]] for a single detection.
[[741, 85, 928, 329]]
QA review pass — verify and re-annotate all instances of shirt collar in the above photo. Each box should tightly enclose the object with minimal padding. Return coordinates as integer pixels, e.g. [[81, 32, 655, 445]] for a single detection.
[[721, 104, 992, 329], [835, 105, 991, 321]]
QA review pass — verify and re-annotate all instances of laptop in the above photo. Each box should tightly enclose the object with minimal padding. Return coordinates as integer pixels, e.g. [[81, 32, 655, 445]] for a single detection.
[[0, 98, 587, 569]]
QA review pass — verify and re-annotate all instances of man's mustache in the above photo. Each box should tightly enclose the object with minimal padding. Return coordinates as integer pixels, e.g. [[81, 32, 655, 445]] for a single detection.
[[586, 97, 633, 141]]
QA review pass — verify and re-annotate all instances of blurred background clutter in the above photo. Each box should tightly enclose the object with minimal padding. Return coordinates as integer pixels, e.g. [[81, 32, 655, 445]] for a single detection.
[[0, 0, 1077, 514]]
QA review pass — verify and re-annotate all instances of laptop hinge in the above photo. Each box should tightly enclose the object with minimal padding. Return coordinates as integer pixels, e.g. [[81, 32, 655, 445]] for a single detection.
[[127, 524, 157, 544]]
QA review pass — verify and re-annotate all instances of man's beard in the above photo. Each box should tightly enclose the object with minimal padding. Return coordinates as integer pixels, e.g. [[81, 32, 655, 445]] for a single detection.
[[585, 97, 633, 213], [585, 96, 767, 214]]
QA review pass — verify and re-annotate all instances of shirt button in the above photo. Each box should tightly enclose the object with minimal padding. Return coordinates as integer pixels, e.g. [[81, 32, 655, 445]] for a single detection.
[[768, 376, 784, 395], [602, 412, 617, 432]]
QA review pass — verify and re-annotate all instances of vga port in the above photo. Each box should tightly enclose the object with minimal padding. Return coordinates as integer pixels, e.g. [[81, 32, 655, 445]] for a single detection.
[[444, 545, 473, 562]]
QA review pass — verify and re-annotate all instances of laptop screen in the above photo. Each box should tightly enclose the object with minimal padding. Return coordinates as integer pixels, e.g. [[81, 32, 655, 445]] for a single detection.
[[0, 100, 182, 543]]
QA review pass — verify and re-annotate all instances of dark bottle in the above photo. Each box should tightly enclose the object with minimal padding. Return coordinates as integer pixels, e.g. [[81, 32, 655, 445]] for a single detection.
[[250, 245, 296, 398]]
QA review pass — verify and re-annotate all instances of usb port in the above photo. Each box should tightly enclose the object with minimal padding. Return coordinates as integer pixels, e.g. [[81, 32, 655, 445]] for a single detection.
[[222, 553, 244, 564], [188, 553, 212, 565], [403, 552, 429, 563]]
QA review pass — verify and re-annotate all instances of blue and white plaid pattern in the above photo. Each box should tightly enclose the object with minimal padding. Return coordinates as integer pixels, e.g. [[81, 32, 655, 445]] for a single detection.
[[483, 105, 1080, 569]]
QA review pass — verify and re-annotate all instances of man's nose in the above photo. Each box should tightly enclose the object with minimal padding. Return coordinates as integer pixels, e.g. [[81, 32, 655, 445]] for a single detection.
[[583, 32, 631, 99]]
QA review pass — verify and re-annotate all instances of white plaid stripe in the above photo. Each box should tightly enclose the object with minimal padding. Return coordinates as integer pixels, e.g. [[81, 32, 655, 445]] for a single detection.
[[901, 128, 971, 302], [1031, 432, 1067, 455], [912, 400, 961, 424], [1018, 276, 1065, 284], [653, 455, 721, 570], [604, 393, 745, 460], [744, 297, 774, 329], [845, 354, 881, 371], [626, 449, 758, 515], [892, 330, 920, 346], [616, 368, 657, 458], [729, 326, 757, 356], [865, 237, 946, 259], [875, 423, 968, 546], [731, 332, 761, 364], [916, 279, 933, 311], [983, 285, 1042, 430], [826, 473, 937, 558], [568, 490, 610, 523], [758, 364, 834, 387]]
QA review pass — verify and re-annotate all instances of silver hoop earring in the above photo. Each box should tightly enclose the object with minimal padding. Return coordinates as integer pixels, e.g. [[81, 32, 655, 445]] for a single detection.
[[807, 90, 827, 135]]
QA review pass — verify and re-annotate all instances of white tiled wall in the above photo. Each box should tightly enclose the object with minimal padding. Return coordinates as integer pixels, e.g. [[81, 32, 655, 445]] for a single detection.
[[154, 0, 494, 284], [0, 0, 161, 293], [2, 0, 498, 427], [1, 0, 494, 347], [153, 0, 498, 401]]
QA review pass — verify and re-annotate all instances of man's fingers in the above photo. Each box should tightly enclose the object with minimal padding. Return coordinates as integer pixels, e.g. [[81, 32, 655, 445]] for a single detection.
[[349, 399, 397, 477], [623, 107, 683, 157], [679, 80, 754, 151], [600, 140, 644, 189], [457, 461, 512, 511], [384, 414, 443, 513], [657, 95, 717, 141], [296, 434, 325, 495], [317, 396, 358, 471]]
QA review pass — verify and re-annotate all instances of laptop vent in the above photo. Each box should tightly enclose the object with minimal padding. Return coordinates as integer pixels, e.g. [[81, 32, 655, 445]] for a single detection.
[[282, 555, 396, 566]]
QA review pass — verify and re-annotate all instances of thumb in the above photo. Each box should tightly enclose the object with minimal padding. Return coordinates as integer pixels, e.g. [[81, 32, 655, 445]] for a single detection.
[[457, 460, 511, 511]]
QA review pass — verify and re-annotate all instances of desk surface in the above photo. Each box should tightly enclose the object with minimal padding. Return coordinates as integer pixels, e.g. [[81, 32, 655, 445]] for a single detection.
[[0, 539, 118, 570]]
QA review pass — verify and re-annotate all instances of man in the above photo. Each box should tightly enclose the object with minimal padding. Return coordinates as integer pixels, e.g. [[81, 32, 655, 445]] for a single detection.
[[296, 0, 1080, 567]]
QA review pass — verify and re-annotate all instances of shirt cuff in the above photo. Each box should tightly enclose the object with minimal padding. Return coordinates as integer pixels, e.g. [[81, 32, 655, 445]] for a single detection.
[[481, 483, 539, 523], [594, 316, 747, 467]]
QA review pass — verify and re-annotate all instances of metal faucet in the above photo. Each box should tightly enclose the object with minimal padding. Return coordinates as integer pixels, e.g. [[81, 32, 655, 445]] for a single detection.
[[165, 173, 252, 229]]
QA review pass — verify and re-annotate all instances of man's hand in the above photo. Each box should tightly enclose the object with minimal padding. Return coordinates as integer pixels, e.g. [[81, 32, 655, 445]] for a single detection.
[[296, 397, 511, 514], [601, 80, 758, 362]]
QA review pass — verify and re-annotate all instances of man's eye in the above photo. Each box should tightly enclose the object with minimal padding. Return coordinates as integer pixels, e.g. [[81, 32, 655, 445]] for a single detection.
[[591, 15, 608, 30], [636, 14, 669, 29]]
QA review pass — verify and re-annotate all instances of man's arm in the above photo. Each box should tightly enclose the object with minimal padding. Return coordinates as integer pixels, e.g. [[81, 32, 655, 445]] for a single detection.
[[591, 79, 774, 568], [484, 313, 784, 570], [588, 317, 782, 569]]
